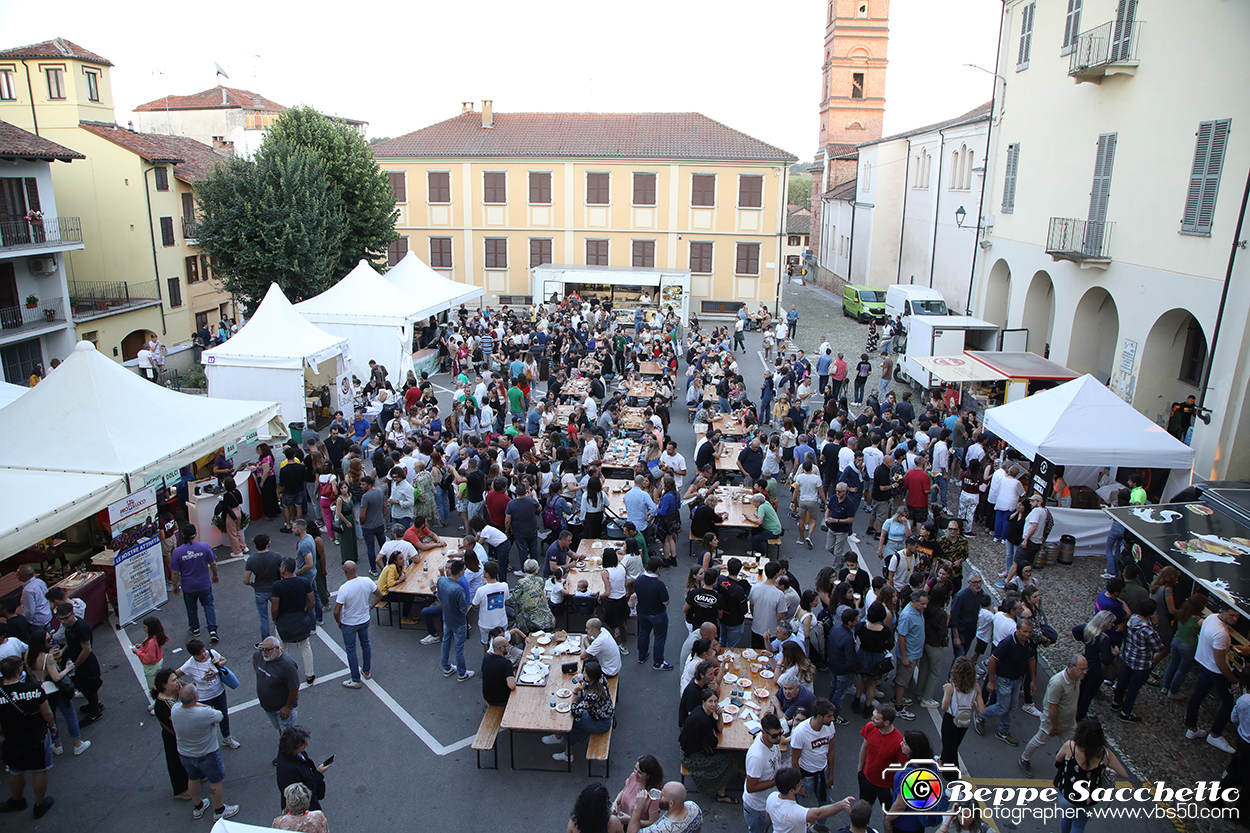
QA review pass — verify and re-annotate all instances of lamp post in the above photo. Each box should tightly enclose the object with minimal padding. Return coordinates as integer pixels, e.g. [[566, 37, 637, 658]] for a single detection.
[[955, 205, 968, 228]]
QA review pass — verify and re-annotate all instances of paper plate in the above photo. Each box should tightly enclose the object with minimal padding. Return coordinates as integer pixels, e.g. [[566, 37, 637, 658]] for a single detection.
[[592, 542, 603, 548], [723, 673, 739, 683], [759, 669, 774, 679], [742, 649, 758, 660], [556, 688, 573, 698], [755, 687, 770, 698], [556, 703, 572, 713], [723, 704, 740, 715], [520, 673, 545, 684], [537, 636, 552, 645], [722, 712, 734, 724]]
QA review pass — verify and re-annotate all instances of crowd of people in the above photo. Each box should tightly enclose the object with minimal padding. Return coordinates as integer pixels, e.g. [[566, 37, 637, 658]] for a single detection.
[[2, 293, 1245, 833]]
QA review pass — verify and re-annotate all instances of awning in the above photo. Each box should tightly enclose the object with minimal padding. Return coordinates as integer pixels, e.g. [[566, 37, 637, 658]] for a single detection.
[[0, 470, 127, 557], [913, 354, 1009, 383], [966, 351, 1080, 380]]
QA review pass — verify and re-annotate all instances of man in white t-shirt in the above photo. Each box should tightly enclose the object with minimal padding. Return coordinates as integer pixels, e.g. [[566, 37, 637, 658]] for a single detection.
[[1185, 606, 1240, 753], [583, 394, 598, 422], [470, 562, 510, 645], [582, 618, 621, 677], [580, 429, 600, 467], [379, 533, 418, 571], [767, 767, 853, 833], [790, 461, 826, 546], [334, 561, 380, 688], [136, 346, 156, 381], [658, 441, 688, 490], [992, 598, 1021, 646], [743, 713, 786, 833], [886, 538, 919, 592], [790, 698, 837, 806]]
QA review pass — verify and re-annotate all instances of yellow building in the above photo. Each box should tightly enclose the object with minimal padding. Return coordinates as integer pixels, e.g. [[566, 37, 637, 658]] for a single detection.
[[372, 103, 795, 318], [0, 37, 235, 367]]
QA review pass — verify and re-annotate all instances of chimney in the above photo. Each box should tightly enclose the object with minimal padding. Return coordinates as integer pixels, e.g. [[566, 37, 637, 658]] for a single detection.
[[213, 137, 235, 155], [221, 87, 228, 106], [461, 101, 474, 114], [481, 100, 493, 129], [252, 95, 264, 108]]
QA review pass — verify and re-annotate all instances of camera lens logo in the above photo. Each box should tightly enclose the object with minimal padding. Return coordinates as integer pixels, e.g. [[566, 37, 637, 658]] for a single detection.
[[899, 768, 944, 811]]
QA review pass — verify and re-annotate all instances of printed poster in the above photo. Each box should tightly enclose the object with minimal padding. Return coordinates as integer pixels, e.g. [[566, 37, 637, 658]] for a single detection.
[[106, 485, 167, 625]]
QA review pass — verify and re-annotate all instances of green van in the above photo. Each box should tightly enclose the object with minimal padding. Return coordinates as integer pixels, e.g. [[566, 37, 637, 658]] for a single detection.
[[842, 285, 887, 322]]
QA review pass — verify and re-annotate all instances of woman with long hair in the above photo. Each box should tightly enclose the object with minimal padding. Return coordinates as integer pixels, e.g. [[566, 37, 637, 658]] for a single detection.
[[599, 549, 630, 650], [569, 781, 624, 833], [1162, 592, 1208, 699], [611, 754, 663, 826], [581, 476, 607, 540], [219, 475, 247, 557], [254, 443, 280, 518], [778, 640, 816, 689], [1053, 719, 1129, 833], [311, 452, 337, 545], [27, 630, 91, 757], [655, 475, 681, 566], [939, 656, 984, 765], [547, 659, 616, 765], [678, 688, 738, 804], [1075, 610, 1119, 721], [854, 601, 895, 713], [150, 668, 188, 799], [1149, 566, 1181, 662], [332, 481, 358, 565]]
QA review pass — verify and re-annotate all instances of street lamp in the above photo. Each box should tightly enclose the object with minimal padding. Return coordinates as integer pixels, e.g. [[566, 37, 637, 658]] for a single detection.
[[955, 205, 968, 228]]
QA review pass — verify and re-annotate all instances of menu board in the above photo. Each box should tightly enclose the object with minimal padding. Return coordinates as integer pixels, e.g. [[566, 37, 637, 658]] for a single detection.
[[106, 485, 168, 625]]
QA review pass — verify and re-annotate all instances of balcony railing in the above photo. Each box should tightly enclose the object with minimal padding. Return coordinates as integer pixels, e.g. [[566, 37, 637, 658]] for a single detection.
[[183, 219, 201, 240], [68, 279, 162, 320], [1046, 218, 1114, 265], [0, 296, 67, 332], [1069, 20, 1143, 82], [0, 217, 84, 252]]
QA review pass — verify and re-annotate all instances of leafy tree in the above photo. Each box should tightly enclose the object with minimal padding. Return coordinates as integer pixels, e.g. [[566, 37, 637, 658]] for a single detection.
[[788, 173, 813, 209], [264, 106, 398, 278], [195, 142, 344, 313]]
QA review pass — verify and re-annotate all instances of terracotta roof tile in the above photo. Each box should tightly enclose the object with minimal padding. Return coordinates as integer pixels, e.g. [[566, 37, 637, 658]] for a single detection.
[[0, 120, 83, 161], [824, 178, 858, 201], [373, 112, 796, 163], [866, 102, 993, 147], [134, 86, 285, 113], [0, 38, 112, 66], [786, 213, 811, 235], [824, 143, 860, 160], [78, 122, 229, 183]]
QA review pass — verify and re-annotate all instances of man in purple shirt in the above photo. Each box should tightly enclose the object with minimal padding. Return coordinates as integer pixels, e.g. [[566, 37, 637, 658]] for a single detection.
[[171, 524, 220, 642]]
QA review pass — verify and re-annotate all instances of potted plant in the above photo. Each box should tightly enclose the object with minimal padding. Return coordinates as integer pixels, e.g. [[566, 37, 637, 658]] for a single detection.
[[25, 294, 37, 309], [43, 308, 55, 322]]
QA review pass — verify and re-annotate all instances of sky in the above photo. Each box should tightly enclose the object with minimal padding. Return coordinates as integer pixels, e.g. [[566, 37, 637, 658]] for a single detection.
[[3, 0, 1003, 163]]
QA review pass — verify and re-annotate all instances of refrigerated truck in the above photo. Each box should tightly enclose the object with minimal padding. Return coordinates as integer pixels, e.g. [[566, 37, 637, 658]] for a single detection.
[[894, 315, 1000, 389]]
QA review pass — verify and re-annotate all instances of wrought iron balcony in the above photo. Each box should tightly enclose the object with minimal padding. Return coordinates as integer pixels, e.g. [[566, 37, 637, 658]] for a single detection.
[[1069, 20, 1143, 83], [0, 296, 67, 335], [183, 219, 201, 240], [0, 217, 84, 253], [68, 279, 162, 320], [1046, 218, 1113, 268]]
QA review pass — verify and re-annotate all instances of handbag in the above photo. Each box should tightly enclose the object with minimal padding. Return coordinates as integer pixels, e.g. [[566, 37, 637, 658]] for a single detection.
[[871, 653, 895, 679], [217, 664, 240, 690], [319, 478, 336, 500]]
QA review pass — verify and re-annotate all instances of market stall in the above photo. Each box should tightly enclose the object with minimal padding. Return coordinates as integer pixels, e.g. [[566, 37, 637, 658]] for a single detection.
[[204, 283, 349, 433], [296, 259, 425, 387], [384, 251, 484, 319], [532, 264, 691, 327], [984, 374, 1196, 554], [0, 380, 29, 409], [0, 469, 126, 559]]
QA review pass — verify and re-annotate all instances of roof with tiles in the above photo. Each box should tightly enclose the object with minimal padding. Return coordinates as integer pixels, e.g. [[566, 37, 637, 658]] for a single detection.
[[372, 112, 796, 163], [78, 121, 230, 183], [786, 211, 812, 235], [0, 121, 84, 162], [0, 38, 112, 66], [864, 102, 993, 148], [134, 86, 286, 113]]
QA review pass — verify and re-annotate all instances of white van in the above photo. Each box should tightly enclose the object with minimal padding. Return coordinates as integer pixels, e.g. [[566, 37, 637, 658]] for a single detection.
[[885, 285, 949, 320]]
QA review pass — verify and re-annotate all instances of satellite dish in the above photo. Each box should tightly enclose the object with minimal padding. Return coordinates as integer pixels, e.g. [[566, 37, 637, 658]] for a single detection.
[[214, 61, 230, 79]]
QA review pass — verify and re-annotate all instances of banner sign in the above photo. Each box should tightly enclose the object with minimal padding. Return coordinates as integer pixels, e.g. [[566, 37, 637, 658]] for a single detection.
[[245, 430, 259, 446], [143, 470, 164, 488], [106, 486, 167, 625], [163, 466, 180, 489], [224, 441, 238, 457]]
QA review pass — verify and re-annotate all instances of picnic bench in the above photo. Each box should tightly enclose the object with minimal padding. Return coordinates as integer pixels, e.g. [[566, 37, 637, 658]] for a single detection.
[[473, 704, 506, 769]]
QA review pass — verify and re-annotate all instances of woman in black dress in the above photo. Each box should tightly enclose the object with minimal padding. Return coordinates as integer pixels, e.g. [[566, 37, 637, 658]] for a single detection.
[[152, 669, 190, 800], [678, 688, 738, 803]]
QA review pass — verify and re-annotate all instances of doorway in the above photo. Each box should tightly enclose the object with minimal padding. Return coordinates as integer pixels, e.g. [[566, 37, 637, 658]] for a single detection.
[[0, 262, 18, 329]]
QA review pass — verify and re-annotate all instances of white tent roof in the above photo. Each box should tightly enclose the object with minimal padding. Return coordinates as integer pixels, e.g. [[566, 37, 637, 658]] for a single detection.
[[0, 470, 126, 555], [0, 380, 29, 409], [0, 341, 284, 482], [204, 283, 347, 370], [385, 252, 484, 319], [984, 373, 1196, 469], [296, 259, 426, 325]]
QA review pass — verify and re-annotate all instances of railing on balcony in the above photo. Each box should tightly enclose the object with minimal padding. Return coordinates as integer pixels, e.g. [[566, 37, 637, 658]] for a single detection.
[[0, 296, 67, 332], [183, 219, 201, 240], [68, 279, 162, 320], [0, 217, 84, 252], [1070, 20, 1142, 80], [1046, 218, 1114, 263]]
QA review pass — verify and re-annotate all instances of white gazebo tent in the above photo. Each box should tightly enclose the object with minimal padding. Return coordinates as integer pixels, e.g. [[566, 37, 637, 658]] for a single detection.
[[0, 470, 126, 556], [0, 380, 30, 409], [295, 259, 426, 386], [204, 283, 349, 431], [984, 373, 1196, 553], [384, 251, 484, 319]]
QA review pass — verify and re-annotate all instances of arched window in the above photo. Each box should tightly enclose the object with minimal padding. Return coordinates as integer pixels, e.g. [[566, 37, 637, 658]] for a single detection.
[[965, 149, 975, 190], [952, 151, 961, 189], [862, 162, 872, 190]]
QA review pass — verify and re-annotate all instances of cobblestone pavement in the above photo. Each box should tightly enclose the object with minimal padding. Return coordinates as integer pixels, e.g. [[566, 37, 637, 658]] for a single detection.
[[777, 277, 910, 403]]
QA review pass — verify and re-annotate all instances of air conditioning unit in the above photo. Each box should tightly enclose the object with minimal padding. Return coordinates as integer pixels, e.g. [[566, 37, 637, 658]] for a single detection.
[[29, 256, 56, 275]]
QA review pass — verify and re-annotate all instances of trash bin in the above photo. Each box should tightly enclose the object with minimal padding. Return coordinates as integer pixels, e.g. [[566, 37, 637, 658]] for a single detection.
[[1057, 534, 1076, 565], [288, 421, 305, 444]]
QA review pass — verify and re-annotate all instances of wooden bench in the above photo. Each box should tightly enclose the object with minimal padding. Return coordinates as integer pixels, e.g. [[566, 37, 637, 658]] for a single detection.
[[473, 705, 506, 769], [689, 531, 702, 559], [585, 677, 621, 778], [680, 764, 695, 790], [372, 599, 395, 627]]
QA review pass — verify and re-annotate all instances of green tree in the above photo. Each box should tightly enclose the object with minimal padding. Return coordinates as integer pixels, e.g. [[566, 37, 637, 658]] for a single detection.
[[788, 173, 813, 209], [195, 142, 344, 312], [264, 106, 398, 278]]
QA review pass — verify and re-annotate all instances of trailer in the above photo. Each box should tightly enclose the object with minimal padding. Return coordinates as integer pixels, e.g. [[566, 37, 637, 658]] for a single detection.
[[531, 265, 691, 327], [894, 315, 999, 389]]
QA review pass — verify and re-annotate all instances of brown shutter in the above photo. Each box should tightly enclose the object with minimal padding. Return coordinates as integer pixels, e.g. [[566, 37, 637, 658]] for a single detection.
[[633, 173, 656, 206], [389, 172, 406, 202], [428, 172, 450, 203], [24, 178, 40, 213], [160, 217, 175, 246], [692, 174, 716, 206], [185, 256, 199, 283], [739, 175, 763, 208], [587, 173, 610, 205], [530, 172, 551, 204]]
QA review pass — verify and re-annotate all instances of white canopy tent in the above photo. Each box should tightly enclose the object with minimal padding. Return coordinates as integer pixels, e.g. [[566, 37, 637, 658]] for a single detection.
[[984, 374, 1196, 554], [384, 251, 484, 319], [295, 259, 425, 386], [0, 380, 30, 409], [0, 470, 126, 556], [204, 283, 349, 431], [0, 341, 284, 487]]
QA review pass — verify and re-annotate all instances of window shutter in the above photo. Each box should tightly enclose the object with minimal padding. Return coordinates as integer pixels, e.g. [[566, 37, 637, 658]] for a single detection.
[[1001, 143, 1019, 213], [23, 178, 41, 214], [182, 192, 195, 221], [389, 172, 406, 202], [1111, 0, 1137, 61], [587, 173, 610, 205], [739, 175, 763, 208], [1087, 134, 1117, 226], [160, 217, 175, 246], [692, 174, 716, 207], [633, 173, 656, 206], [428, 172, 450, 203], [1182, 123, 1214, 233], [1194, 120, 1231, 234], [1062, 0, 1082, 52], [1017, 3, 1035, 69], [529, 172, 551, 204]]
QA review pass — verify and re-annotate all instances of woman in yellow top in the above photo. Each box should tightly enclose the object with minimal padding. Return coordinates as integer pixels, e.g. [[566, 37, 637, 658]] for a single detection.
[[375, 552, 413, 619]]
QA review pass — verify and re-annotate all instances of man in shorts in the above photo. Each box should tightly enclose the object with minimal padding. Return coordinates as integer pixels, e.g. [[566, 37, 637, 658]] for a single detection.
[[790, 460, 826, 549], [0, 656, 56, 817], [170, 683, 239, 821]]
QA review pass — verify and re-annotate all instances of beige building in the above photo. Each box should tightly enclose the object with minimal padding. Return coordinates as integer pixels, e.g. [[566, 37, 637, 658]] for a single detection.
[[372, 103, 795, 318], [0, 38, 235, 366], [972, 0, 1250, 481]]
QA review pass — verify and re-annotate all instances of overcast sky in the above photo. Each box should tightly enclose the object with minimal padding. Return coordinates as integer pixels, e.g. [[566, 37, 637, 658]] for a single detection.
[[5, 0, 1002, 163]]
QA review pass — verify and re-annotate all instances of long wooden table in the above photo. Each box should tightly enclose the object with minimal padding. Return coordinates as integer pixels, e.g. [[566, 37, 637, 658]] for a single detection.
[[711, 412, 748, 437], [603, 479, 633, 517], [600, 439, 643, 473], [638, 361, 663, 377], [623, 381, 656, 401], [711, 485, 763, 529], [499, 633, 620, 770], [387, 537, 463, 596], [568, 540, 612, 595], [716, 648, 780, 751], [693, 437, 746, 478], [560, 378, 591, 401], [617, 407, 649, 431]]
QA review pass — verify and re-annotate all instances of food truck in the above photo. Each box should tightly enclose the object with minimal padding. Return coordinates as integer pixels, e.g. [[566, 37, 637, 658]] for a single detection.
[[531, 265, 691, 328], [910, 350, 1079, 413]]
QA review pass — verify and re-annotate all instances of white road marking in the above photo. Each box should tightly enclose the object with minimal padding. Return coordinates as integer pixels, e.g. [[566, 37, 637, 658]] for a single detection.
[[227, 668, 352, 713]]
